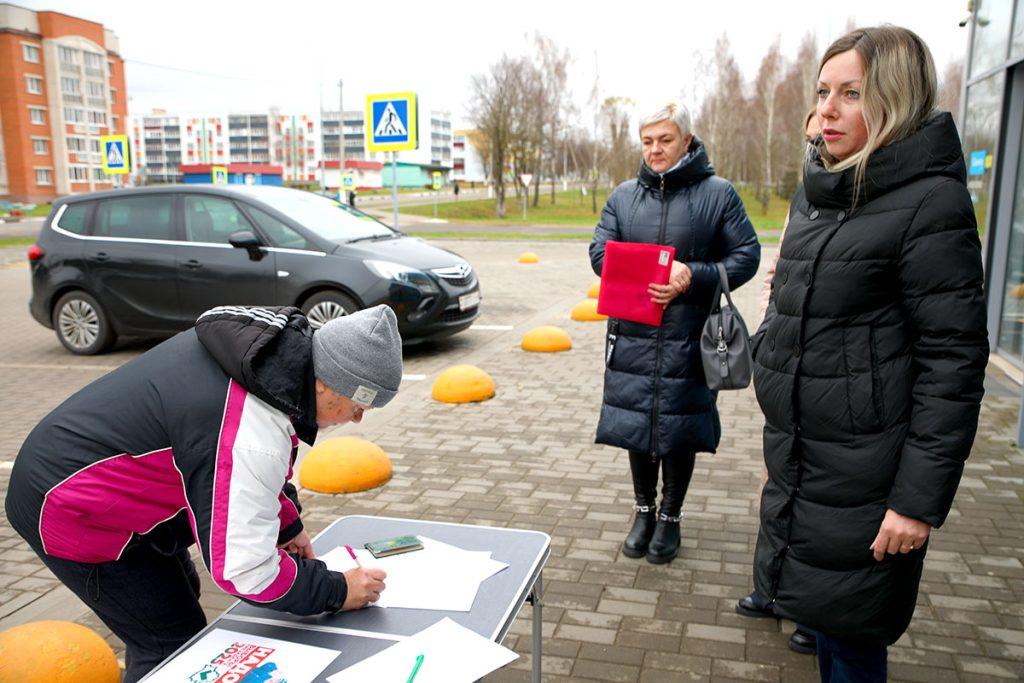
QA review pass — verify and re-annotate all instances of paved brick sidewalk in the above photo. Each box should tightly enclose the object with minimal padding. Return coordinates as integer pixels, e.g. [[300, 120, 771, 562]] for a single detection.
[[1, 242, 1022, 681]]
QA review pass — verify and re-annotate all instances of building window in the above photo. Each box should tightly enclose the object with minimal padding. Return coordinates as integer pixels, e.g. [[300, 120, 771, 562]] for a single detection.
[[109, 88, 116, 104], [35, 168, 53, 185], [107, 61, 114, 76], [29, 107, 46, 125], [83, 52, 103, 69], [61, 77, 80, 94], [69, 166, 89, 181], [58, 46, 79, 64], [963, 72, 1005, 236], [970, 0, 1014, 76], [65, 108, 85, 123], [89, 138, 101, 152], [87, 81, 104, 98], [88, 110, 107, 125], [997, 127, 1024, 357], [93, 167, 107, 181], [111, 115, 119, 132], [22, 44, 40, 63], [26, 75, 43, 94], [33, 138, 48, 155]]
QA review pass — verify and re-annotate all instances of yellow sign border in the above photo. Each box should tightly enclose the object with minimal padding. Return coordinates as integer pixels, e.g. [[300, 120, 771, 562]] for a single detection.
[[211, 166, 228, 184], [365, 92, 418, 153], [100, 134, 130, 174]]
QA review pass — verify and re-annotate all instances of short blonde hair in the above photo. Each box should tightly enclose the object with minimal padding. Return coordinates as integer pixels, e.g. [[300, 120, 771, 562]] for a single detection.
[[638, 101, 691, 138], [817, 25, 937, 200]]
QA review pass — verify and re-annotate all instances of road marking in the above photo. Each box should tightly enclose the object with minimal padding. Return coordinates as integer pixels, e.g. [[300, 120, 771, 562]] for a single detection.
[[471, 324, 514, 331], [401, 374, 426, 381], [0, 362, 116, 371]]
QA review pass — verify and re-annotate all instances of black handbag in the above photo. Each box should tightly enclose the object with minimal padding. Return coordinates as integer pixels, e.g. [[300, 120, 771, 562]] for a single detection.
[[700, 263, 753, 390]]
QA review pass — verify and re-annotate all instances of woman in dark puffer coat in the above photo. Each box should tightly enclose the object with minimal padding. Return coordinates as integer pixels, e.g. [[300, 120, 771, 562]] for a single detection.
[[751, 26, 988, 682], [590, 101, 760, 564]]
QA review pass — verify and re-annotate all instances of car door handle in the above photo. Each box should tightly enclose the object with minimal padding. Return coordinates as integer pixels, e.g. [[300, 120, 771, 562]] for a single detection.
[[182, 259, 202, 269], [95, 252, 110, 262]]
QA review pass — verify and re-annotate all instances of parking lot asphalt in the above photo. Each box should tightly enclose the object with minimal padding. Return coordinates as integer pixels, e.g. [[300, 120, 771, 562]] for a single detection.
[[1, 241, 1022, 682]]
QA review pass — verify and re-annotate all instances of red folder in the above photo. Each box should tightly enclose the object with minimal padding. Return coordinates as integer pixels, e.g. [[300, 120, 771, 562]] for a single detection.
[[597, 240, 675, 326]]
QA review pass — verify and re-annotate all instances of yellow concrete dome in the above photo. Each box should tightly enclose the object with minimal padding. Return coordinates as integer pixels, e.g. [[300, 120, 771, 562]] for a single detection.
[[587, 281, 601, 298], [299, 437, 392, 493], [521, 326, 572, 352], [571, 299, 608, 321], [518, 252, 539, 263], [0, 621, 120, 683], [432, 365, 496, 403]]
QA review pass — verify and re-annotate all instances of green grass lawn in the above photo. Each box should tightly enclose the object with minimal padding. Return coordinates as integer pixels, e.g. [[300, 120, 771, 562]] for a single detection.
[[0, 237, 35, 247], [25, 203, 52, 217], [403, 186, 789, 233]]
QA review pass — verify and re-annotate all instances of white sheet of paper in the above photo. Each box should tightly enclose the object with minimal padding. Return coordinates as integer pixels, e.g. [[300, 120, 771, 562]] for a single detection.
[[326, 617, 517, 683], [320, 537, 508, 611], [147, 627, 339, 682]]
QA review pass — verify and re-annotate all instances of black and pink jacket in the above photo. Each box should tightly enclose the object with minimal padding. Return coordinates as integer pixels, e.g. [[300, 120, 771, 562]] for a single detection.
[[5, 306, 348, 615]]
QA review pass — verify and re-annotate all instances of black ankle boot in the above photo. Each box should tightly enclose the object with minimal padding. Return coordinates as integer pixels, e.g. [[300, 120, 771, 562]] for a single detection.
[[645, 453, 692, 564], [622, 504, 657, 558], [624, 451, 659, 558], [645, 513, 681, 564]]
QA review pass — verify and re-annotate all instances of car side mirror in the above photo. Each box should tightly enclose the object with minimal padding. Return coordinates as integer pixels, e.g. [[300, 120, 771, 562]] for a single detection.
[[228, 230, 264, 261]]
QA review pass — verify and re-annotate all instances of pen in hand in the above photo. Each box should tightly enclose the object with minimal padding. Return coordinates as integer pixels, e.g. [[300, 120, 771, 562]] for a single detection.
[[406, 653, 424, 683], [344, 544, 361, 568]]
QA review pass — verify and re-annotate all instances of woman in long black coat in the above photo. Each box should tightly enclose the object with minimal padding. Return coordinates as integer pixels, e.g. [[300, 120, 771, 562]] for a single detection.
[[590, 102, 760, 564], [751, 26, 988, 681]]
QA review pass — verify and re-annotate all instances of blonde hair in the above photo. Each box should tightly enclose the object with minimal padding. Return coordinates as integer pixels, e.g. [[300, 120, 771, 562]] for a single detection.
[[816, 25, 937, 200]]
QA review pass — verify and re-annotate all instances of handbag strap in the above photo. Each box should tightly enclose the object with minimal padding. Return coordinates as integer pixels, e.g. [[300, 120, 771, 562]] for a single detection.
[[710, 262, 736, 313]]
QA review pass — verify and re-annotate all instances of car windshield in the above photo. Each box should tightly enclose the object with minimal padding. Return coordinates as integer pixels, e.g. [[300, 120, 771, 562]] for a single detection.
[[253, 189, 394, 243]]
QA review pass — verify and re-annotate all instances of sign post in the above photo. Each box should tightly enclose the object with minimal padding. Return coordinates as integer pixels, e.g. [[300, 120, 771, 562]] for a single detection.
[[366, 92, 418, 230], [520, 173, 533, 222], [432, 171, 443, 219]]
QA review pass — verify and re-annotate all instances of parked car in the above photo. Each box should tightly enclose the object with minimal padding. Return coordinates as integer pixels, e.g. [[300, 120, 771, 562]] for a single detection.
[[28, 185, 481, 354]]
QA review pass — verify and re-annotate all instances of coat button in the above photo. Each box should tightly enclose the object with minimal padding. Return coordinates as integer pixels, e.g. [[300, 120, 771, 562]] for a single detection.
[[770, 339, 776, 351], [794, 344, 801, 357], [837, 210, 846, 221], [809, 210, 820, 220], [804, 273, 812, 286], [782, 272, 788, 284]]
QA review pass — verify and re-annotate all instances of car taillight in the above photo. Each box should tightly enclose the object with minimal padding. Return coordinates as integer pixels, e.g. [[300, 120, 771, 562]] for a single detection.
[[27, 244, 45, 262]]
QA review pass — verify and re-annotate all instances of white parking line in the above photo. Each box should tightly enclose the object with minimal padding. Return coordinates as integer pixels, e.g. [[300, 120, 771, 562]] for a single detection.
[[471, 324, 514, 331]]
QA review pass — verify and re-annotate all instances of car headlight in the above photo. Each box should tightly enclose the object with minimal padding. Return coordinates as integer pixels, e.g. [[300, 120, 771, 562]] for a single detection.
[[365, 259, 438, 293]]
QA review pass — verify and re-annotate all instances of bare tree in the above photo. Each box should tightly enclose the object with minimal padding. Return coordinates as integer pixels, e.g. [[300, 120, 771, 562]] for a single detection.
[[937, 59, 964, 129], [752, 38, 784, 211], [469, 56, 522, 218]]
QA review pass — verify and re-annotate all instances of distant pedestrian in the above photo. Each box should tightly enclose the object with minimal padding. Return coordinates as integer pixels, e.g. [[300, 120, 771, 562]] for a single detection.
[[453, 181, 460, 200], [347, 189, 357, 207], [590, 101, 760, 564], [751, 26, 988, 681]]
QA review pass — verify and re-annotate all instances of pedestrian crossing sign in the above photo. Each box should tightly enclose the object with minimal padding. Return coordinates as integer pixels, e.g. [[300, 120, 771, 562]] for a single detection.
[[211, 166, 228, 184], [100, 134, 130, 174], [366, 92, 418, 152]]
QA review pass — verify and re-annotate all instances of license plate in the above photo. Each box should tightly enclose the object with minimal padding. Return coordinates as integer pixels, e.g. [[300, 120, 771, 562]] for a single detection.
[[459, 291, 480, 311]]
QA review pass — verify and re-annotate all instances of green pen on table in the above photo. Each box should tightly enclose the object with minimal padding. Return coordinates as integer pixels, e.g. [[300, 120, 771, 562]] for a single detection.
[[406, 653, 424, 682]]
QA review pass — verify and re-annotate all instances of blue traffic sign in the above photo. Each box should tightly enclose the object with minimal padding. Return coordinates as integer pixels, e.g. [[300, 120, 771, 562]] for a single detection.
[[365, 92, 418, 153]]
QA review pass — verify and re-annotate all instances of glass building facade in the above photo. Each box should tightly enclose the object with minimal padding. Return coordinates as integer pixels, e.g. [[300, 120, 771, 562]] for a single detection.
[[964, 1, 1024, 367]]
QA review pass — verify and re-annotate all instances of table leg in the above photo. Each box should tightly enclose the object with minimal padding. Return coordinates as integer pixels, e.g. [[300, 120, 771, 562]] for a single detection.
[[532, 571, 543, 683]]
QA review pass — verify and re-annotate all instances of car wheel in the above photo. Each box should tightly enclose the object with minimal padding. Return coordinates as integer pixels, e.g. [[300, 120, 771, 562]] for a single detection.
[[302, 291, 359, 330], [52, 291, 116, 355]]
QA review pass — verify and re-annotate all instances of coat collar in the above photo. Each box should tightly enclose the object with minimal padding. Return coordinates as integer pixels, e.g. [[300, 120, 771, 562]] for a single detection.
[[637, 135, 715, 194], [803, 112, 966, 209]]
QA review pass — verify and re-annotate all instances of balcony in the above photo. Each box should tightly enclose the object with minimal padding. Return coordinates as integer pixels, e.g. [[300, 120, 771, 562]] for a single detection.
[[60, 63, 79, 74], [62, 94, 83, 104]]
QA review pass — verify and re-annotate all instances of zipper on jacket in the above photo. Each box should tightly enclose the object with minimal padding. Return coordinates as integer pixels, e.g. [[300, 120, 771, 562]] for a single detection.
[[651, 176, 669, 461]]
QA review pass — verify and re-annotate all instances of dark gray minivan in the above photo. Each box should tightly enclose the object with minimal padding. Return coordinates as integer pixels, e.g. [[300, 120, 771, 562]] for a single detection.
[[28, 185, 480, 354]]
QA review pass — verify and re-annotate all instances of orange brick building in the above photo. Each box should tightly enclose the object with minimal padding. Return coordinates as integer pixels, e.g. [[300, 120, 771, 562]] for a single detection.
[[0, 3, 127, 202]]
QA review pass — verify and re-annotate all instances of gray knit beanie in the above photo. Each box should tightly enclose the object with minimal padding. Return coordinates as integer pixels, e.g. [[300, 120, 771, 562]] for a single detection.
[[311, 305, 403, 408]]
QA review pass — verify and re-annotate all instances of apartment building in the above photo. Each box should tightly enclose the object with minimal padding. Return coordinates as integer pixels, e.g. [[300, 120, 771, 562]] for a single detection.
[[452, 129, 487, 183], [0, 3, 127, 202]]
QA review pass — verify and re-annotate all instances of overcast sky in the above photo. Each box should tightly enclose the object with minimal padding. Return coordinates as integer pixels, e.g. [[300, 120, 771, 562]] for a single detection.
[[22, 0, 973, 127]]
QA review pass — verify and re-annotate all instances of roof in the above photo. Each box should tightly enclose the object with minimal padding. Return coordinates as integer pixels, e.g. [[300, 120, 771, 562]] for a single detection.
[[178, 163, 283, 174]]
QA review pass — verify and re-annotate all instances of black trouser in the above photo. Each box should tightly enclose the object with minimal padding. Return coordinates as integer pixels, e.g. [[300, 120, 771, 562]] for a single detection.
[[628, 449, 696, 518], [34, 542, 208, 683]]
